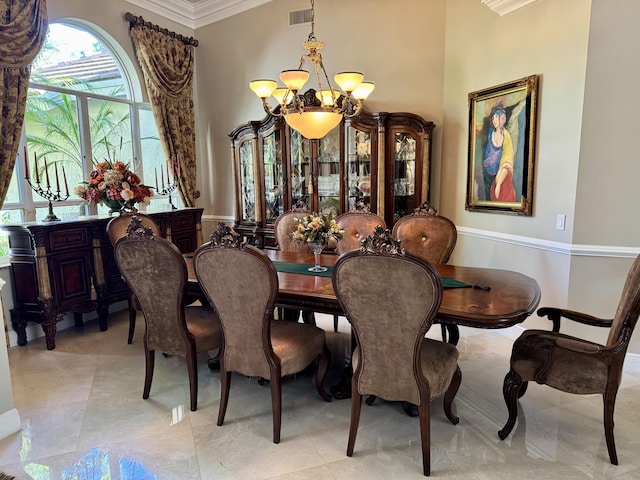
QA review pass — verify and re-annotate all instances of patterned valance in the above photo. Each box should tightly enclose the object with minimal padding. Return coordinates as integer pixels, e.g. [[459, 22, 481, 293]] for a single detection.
[[0, 0, 48, 70]]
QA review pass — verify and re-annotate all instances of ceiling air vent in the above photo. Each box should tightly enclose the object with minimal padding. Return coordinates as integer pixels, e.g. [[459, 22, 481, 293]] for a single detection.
[[289, 8, 312, 26]]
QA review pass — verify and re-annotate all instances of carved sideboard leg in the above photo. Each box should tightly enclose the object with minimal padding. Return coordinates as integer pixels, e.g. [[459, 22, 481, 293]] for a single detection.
[[42, 320, 58, 350], [10, 309, 28, 346]]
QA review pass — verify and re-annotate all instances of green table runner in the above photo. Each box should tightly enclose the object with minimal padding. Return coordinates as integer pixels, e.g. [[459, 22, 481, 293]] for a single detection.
[[273, 260, 471, 288]]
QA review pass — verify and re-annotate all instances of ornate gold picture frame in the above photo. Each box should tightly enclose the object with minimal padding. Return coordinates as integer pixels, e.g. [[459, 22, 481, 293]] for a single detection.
[[466, 75, 539, 215]]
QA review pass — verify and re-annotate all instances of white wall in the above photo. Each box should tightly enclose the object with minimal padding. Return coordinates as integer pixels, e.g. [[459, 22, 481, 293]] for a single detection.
[[0, 278, 21, 440]]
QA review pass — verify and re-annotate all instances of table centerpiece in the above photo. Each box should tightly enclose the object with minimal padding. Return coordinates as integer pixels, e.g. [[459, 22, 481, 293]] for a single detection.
[[291, 212, 344, 272]]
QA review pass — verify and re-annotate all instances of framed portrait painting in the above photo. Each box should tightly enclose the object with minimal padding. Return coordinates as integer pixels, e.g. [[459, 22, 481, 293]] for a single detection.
[[466, 75, 539, 215]]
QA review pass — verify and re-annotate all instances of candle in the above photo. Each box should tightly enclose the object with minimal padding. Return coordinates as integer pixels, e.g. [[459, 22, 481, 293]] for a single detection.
[[44, 157, 50, 187], [155, 168, 159, 190], [161, 168, 165, 189], [24, 146, 29, 179], [166, 161, 171, 184], [55, 163, 60, 192], [34, 153, 39, 183], [62, 166, 69, 195]]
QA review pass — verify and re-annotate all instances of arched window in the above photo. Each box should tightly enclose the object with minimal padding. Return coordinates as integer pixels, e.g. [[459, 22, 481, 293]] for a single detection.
[[1, 22, 174, 238]]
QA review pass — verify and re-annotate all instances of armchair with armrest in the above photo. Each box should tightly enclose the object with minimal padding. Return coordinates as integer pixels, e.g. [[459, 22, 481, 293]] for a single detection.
[[498, 254, 640, 465]]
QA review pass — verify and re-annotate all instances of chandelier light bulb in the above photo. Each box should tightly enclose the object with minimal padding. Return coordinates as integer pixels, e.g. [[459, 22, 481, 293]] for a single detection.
[[352, 81, 375, 101], [279, 70, 310, 92], [334, 72, 364, 93]]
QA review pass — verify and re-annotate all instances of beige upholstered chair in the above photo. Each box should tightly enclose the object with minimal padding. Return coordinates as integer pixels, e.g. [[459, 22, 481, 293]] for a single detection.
[[113, 216, 223, 411], [107, 213, 161, 344], [335, 211, 386, 255], [332, 226, 461, 476], [194, 223, 332, 443], [499, 254, 640, 465], [274, 209, 315, 325], [392, 203, 457, 265]]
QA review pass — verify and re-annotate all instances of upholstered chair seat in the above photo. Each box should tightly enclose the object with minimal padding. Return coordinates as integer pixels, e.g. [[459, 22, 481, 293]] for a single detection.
[[499, 254, 640, 466]]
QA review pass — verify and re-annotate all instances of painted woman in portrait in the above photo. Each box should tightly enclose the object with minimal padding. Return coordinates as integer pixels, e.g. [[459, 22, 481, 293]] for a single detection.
[[482, 101, 516, 202]]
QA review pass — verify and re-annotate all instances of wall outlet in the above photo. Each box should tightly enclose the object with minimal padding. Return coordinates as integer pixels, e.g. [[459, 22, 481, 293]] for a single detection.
[[556, 214, 566, 231]]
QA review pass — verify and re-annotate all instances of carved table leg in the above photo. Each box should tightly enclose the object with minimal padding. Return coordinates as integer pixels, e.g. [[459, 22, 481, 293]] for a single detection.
[[42, 319, 58, 350]]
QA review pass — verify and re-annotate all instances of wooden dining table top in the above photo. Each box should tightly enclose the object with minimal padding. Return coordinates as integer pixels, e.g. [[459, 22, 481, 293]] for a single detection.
[[186, 249, 541, 330]]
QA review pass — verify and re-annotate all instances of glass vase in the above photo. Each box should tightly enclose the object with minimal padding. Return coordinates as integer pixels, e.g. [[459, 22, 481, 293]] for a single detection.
[[308, 242, 328, 272]]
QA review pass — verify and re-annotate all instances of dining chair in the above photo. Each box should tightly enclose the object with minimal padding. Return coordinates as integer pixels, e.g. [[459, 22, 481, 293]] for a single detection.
[[392, 202, 457, 343], [335, 211, 386, 255], [273, 209, 316, 325], [392, 202, 457, 265], [113, 216, 223, 411], [107, 212, 161, 344], [194, 222, 332, 444], [332, 226, 461, 476], [498, 254, 640, 465]]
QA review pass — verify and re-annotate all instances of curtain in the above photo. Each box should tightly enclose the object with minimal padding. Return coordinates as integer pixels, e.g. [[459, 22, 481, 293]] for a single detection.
[[0, 0, 47, 209], [129, 25, 199, 208]]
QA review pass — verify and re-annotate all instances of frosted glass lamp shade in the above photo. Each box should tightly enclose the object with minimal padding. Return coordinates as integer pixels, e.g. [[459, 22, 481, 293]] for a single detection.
[[284, 109, 342, 139], [249, 79, 278, 99], [352, 81, 375, 101], [279, 70, 310, 91], [334, 72, 364, 93]]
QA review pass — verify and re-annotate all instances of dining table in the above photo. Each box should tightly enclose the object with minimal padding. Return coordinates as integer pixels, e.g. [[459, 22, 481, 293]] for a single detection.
[[186, 248, 541, 400], [186, 248, 541, 344]]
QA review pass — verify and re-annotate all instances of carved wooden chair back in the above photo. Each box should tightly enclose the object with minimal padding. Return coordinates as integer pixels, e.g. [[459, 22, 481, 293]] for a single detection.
[[107, 213, 162, 344]]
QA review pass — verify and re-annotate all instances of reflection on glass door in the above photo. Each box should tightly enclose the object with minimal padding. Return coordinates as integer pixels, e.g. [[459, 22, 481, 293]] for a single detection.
[[239, 140, 256, 222], [317, 127, 340, 216], [392, 132, 416, 223], [289, 130, 311, 208], [346, 125, 372, 211], [263, 130, 283, 223]]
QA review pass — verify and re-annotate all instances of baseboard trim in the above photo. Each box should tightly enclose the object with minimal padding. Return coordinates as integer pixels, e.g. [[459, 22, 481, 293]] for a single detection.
[[0, 408, 20, 441]]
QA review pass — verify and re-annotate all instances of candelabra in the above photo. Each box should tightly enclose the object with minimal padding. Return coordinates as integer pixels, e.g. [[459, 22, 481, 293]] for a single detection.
[[155, 158, 181, 210], [24, 153, 70, 222]]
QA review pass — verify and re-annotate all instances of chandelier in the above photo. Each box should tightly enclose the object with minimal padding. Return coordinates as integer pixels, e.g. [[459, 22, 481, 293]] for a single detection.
[[249, 0, 374, 139]]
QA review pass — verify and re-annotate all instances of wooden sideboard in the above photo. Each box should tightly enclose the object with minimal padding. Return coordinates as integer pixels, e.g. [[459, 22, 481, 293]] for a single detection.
[[0, 208, 203, 350]]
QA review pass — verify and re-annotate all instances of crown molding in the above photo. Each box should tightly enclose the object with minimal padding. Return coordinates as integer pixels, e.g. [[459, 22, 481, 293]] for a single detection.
[[124, 0, 273, 29], [481, 0, 538, 16]]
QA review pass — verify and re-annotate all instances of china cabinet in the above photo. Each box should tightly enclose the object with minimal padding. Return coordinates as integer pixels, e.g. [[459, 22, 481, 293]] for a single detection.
[[230, 103, 434, 247], [1, 208, 203, 350]]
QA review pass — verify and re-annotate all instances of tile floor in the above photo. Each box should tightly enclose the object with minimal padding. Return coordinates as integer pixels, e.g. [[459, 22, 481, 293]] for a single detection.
[[2, 311, 640, 479]]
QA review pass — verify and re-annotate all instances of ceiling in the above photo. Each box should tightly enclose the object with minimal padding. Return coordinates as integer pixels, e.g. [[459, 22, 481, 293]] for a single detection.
[[124, 0, 274, 29], [124, 0, 538, 29]]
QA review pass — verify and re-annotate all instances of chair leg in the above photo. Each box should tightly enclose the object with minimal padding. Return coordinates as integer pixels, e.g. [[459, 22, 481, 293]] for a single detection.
[[418, 399, 431, 476], [127, 297, 137, 344], [333, 315, 339, 332], [270, 374, 282, 444], [498, 369, 523, 440], [143, 347, 155, 400], [346, 376, 362, 457], [604, 384, 619, 465], [186, 348, 198, 411], [443, 365, 461, 425], [217, 368, 231, 427], [314, 346, 332, 402]]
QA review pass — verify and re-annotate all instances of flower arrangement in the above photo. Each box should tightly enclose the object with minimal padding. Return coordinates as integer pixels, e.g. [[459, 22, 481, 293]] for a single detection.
[[75, 159, 154, 212], [291, 212, 344, 248]]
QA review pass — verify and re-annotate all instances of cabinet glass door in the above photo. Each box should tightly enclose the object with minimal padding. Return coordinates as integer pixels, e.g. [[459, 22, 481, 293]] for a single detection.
[[391, 131, 417, 223], [289, 129, 311, 209], [317, 127, 341, 216], [239, 139, 256, 222], [346, 125, 373, 211], [262, 130, 284, 224]]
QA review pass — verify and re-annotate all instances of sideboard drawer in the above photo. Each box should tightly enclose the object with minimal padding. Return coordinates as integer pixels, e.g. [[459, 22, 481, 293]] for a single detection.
[[49, 227, 91, 252]]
